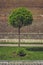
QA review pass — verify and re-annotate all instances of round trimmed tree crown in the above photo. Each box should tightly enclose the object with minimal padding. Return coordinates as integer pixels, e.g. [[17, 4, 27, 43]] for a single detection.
[[8, 7, 33, 28]]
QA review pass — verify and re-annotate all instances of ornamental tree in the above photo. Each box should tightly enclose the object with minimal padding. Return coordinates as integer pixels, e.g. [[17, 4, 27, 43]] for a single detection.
[[8, 7, 33, 47]]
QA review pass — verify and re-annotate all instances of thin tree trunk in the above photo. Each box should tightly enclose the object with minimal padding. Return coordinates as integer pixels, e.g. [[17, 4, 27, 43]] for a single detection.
[[18, 27, 20, 47]]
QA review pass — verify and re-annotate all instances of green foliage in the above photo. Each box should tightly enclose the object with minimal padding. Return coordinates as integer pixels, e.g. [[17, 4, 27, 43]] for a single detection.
[[17, 48, 26, 56], [0, 42, 43, 44], [8, 7, 33, 28], [0, 47, 43, 60]]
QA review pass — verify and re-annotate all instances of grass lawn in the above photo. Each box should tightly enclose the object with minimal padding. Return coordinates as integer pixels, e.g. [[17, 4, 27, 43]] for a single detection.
[[0, 42, 43, 44], [0, 47, 43, 60]]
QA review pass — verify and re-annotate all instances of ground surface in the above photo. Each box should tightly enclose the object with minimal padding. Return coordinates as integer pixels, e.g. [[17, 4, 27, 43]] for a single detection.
[[0, 44, 43, 47], [0, 61, 43, 65], [0, 47, 43, 60], [0, 39, 43, 46]]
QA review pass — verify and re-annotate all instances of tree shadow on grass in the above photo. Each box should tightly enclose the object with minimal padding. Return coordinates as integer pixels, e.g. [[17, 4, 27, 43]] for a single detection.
[[26, 47, 43, 51]]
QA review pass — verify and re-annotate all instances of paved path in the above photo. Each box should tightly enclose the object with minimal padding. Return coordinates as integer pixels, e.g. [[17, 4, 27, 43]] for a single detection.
[[0, 44, 43, 47], [0, 39, 43, 43], [0, 60, 43, 65], [0, 39, 43, 47]]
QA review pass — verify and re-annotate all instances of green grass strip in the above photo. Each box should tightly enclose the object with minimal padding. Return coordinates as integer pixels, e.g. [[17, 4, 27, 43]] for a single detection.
[[0, 46, 43, 60], [0, 42, 43, 44]]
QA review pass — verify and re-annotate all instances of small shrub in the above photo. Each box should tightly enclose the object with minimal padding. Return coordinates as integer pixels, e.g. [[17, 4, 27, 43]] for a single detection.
[[17, 48, 26, 57]]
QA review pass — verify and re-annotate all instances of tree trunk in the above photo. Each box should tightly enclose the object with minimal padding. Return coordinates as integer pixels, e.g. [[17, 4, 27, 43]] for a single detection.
[[18, 27, 20, 47]]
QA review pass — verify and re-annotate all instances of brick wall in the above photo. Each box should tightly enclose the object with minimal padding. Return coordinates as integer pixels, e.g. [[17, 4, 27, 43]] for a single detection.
[[0, 0, 43, 33]]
